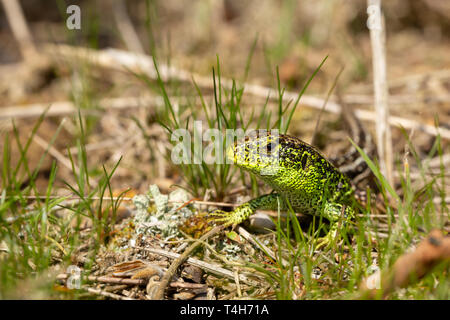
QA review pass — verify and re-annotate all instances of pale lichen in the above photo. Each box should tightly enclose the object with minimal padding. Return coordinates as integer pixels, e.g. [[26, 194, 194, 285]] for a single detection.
[[132, 185, 194, 241]]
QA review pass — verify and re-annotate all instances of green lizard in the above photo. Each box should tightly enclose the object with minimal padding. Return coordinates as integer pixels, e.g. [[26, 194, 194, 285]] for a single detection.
[[210, 130, 357, 248]]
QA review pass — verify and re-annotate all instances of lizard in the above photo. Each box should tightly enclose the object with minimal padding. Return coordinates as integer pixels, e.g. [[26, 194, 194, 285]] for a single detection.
[[209, 103, 377, 249]]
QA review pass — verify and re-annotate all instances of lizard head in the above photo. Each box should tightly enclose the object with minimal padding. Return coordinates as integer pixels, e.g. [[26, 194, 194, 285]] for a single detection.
[[226, 130, 330, 178], [226, 130, 285, 177]]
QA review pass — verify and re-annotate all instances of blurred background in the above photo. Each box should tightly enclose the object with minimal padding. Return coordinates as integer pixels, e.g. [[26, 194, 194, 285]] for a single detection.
[[2, 0, 450, 81]]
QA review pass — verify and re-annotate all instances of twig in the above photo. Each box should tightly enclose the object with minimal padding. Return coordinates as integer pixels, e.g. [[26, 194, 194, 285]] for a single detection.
[[83, 285, 135, 300], [0, 96, 163, 120], [339, 93, 450, 105], [57, 273, 146, 286], [363, 230, 389, 239], [427, 153, 450, 168], [1, 0, 37, 59], [169, 282, 207, 290], [367, 0, 394, 186], [57, 273, 205, 290], [113, 0, 145, 54], [357, 68, 450, 92], [234, 269, 242, 297], [151, 225, 225, 299], [355, 108, 450, 140]]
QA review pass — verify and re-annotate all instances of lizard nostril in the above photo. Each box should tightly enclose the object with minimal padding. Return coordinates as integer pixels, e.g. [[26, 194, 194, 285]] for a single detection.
[[266, 142, 278, 153]]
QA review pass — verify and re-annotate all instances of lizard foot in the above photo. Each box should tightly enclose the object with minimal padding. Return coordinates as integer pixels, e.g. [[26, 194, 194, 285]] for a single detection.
[[314, 230, 340, 250], [314, 235, 333, 250]]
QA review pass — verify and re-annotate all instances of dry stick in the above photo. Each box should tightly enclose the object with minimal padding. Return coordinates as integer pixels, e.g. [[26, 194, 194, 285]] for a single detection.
[[339, 93, 450, 105], [152, 225, 225, 300], [367, 0, 394, 187], [234, 269, 242, 297], [169, 282, 207, 290], [428, 153, 450, 168], [358, 110, 449, 140], [57, 273, 205, 289], [0, 95, 217, 120], [113, 0, 145, 54], [40, 43, 450, 140], [357, 68, 450, 92], [0, 96, 163, 120], [83, 286, 135, 300], [57, 273, 146, 286], [1, 0, 36, 59]]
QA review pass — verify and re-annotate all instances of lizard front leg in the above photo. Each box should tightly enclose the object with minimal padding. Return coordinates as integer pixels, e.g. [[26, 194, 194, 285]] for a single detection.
[[209, 193, 281, 227], [315, 202, 355, 249]]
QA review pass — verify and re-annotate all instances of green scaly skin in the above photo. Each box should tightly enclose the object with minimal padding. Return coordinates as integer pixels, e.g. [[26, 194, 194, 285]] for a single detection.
[[210, 130, 356, 248]]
